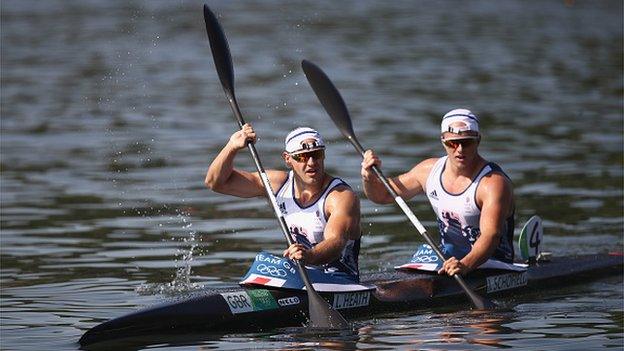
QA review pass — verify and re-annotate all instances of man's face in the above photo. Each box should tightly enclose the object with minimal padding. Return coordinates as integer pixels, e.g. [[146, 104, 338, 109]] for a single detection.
[[284, 139, 326, 185], [441, 130, 480, 168]]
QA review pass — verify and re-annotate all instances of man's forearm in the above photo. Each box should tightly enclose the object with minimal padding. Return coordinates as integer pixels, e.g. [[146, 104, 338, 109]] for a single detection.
[[362, 175, 394, 204], [460, 234, 499, 270], [205, 143, 238, 191], [306, 238, 346, 266]]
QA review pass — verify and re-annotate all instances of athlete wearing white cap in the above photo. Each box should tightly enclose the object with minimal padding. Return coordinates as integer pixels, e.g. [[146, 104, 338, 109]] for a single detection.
[[205, 124, 362, 280], [361, 109, 515, 277]]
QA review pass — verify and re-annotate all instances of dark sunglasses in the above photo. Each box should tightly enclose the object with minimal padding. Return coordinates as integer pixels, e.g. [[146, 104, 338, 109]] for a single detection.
[[442, 137, 478, 149], [289, 149, 325, 163]]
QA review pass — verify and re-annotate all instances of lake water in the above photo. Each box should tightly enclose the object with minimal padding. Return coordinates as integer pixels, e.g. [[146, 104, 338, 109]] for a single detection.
[[1, 1, 623, 350]]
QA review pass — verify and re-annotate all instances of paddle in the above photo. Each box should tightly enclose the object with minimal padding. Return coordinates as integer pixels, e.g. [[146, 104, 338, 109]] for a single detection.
[[202, 5, 349, 328], [301, 59, 496, 310]]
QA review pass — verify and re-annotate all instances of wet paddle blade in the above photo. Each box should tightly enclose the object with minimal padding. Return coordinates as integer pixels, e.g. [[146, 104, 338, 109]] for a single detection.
[[453, 275, 497, 310], [306, 285, 350, 329], [203, 5, 235, 99], [301, 60, 364, 153]]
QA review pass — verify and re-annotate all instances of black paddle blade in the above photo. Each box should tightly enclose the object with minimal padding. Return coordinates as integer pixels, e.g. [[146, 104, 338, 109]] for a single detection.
[[301, 60, 358, 144], [307, 288, 350, 329], [453, 274, 497, 310], [203, 5, 234, 97], [479, 298, 497, 310]]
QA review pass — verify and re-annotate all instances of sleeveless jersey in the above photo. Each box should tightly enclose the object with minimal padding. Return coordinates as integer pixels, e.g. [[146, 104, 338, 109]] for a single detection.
[[425, 156, 514, 262], [275, 171, 360, 278]]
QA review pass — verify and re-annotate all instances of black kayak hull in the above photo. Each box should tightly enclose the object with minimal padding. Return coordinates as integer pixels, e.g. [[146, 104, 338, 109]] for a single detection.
[[79, 253, 623, 348]]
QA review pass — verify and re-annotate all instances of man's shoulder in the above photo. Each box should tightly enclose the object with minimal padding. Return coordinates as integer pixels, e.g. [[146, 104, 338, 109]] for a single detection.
[[419, 157, 442, 168], [476, 170, 514, 215], [325, 178, 359, 202], [266, 169, 289, 180], [327, 179, 357, 197], [477, 169, 514, 201], [409, 157, 442, 177], [481, 161, 512, 185], [323, 178, 360, 219]]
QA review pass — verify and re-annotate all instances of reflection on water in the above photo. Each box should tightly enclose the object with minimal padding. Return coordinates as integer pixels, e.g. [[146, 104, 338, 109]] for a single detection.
[[1, 0, 622, 350]]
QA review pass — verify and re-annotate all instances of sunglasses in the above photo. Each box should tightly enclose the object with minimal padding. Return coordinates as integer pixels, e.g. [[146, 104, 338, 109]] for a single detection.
[[289, 149, 325, 163], [441, 137, 478, 149]]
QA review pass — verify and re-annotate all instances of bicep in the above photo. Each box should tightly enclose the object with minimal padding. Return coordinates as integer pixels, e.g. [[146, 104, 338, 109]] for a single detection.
[[210, 169, 264, 198], [395, 169, 424, 199], [324, 189, 361, 242], [393, 158, 437, 199], [478, 175, 513, 237], [215, 169, 286, 198]]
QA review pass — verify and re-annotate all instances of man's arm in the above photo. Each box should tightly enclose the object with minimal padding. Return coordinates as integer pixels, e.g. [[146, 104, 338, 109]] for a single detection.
[[205, 123, 286, 198], [360, 150, 437, 204], [283, 186, 360, 265], [440, 173, 514, 275]]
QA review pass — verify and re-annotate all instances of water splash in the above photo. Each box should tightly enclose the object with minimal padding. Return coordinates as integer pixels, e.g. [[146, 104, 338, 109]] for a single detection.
[[136, 212, 202, 296]]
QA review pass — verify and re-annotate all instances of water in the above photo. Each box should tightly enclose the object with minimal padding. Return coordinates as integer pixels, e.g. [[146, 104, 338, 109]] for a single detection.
[[1, 0, 622, 350]]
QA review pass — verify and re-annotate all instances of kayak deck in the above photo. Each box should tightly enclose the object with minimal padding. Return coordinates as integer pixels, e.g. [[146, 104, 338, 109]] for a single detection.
[[79, 253, 623, 348]]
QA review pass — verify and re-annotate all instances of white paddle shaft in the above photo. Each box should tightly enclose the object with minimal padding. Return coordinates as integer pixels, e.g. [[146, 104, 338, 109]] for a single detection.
[[260, 172, 282, 216], [394, 196, 427, 234]]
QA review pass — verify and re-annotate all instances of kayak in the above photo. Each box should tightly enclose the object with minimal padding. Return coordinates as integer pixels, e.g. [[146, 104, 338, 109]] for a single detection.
[[79, 253, 622, 348]]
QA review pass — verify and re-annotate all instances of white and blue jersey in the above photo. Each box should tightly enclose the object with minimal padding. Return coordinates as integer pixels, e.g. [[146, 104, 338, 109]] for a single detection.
[[275, 171, 360, 279], [425, 156, 514, 263]]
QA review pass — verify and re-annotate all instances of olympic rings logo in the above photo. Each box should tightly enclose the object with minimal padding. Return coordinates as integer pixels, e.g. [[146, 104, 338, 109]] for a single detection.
[[257, 264, 287, 277], [412, 255, 439, 263]]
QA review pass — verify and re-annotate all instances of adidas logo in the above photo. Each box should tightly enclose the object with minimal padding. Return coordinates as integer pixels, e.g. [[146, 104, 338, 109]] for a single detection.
[[429, 190, 438, 200]]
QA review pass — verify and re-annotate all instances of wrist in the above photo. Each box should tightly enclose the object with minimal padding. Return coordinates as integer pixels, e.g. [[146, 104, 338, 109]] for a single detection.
[[226, 141, 243, 153], [361, 172, 378, 183], [459, 259, 474, 274]]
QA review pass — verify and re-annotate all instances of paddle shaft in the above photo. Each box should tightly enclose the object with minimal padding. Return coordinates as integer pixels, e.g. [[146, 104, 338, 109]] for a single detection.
[[347, 136, 439, 243]]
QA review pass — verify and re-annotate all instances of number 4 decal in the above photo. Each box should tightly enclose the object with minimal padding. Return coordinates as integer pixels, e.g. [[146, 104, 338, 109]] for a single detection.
[[519, 215, 543, 262], [529, 221, 541, 256]]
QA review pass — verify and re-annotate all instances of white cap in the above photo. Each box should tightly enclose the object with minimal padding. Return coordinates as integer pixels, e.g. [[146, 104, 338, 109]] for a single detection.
[[440, 109, 480, 135], [284, 127, 325, 154]]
